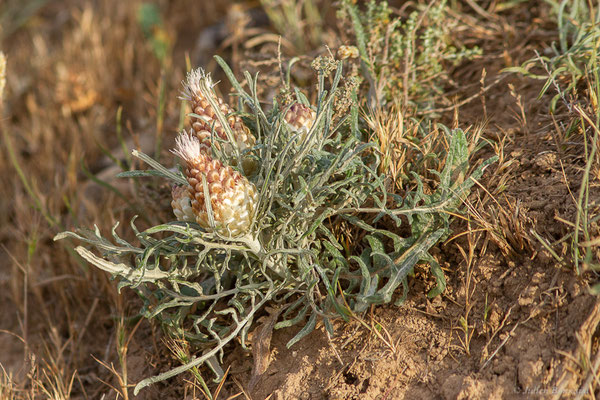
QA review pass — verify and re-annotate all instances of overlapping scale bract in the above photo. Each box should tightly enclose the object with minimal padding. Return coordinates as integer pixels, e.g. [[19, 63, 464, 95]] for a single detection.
[[171, 185, 195, 222], [284, 102, 316, 142]]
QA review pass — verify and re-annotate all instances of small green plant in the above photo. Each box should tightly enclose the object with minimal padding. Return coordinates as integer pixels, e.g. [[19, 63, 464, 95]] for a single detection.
[[506, 0, 600, 110], [137, 3, 172, 65], [571, 66, 600, 276], [340, 0, 481, 110], [56, 56, 494, 394]]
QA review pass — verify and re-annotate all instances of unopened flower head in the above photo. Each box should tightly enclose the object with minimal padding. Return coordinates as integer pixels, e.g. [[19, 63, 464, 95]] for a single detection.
[[172, 132, 257, 237], [182, 68, 256, 155], [284, 102, 316, 142]]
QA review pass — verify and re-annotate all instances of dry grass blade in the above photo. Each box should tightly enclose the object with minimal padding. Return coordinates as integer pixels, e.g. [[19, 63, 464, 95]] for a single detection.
[[0, 51, 5, 104], [362, 104, 414, 189], [453, 218, 480, 356], [91, 318, 142, 400]]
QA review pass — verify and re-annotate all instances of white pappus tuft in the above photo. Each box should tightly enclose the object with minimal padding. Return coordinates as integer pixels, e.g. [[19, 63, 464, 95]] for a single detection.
[[172, 130, 203, 163], [180, 68, 218, 101]]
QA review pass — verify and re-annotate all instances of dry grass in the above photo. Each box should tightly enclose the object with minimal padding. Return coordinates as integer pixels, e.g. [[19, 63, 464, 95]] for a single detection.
[[0, 1, 234, 398]]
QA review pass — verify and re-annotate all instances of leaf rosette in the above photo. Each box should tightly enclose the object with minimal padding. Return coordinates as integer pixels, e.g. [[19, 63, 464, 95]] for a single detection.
[[55, 56, 495, 394]]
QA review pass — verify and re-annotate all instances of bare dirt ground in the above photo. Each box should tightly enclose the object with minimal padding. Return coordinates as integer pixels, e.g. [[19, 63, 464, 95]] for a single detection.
[[1, 1, 599, 399]]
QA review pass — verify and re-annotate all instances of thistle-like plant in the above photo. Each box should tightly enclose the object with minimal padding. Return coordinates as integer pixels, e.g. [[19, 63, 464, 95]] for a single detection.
[[55, 56, 495, 394]]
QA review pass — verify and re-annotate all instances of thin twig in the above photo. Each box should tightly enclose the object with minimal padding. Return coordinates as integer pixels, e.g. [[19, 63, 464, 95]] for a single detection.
[[418, 74, 509, 116]]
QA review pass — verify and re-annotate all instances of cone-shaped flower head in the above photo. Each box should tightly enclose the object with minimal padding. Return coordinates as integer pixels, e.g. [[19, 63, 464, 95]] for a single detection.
[[171, 185, 195, 222], [172, 132, 257, 237], [182, 68, 256, 154], [284, 102, 316, 142]]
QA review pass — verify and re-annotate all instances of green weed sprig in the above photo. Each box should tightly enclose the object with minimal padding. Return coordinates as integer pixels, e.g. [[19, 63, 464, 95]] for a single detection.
[[340, 0, 481, 110], [505, 0, 600, 111]]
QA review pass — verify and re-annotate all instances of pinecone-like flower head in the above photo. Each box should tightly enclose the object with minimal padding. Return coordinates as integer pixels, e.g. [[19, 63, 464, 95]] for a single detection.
[[182, 68, 256, 154], [284, 102, 316, 142], [172, 132, 257, 237]]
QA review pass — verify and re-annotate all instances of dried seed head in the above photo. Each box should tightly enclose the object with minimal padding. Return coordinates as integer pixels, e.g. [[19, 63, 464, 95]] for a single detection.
[[182, 68, 256, 154], [337, 45, 359, 60], [173, 132, 257, 236], [284, 103, 316, 141], [171, 185, 195, 222]]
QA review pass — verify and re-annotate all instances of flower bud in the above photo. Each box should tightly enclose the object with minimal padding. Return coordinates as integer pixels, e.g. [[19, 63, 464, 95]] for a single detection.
[[284, 102, 316, 142], [337, 45, 359, 60]]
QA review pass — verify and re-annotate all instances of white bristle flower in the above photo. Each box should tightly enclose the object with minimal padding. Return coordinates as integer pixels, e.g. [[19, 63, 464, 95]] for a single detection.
[[181, 68, 217, 102], [173, 130, 204, 163]]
